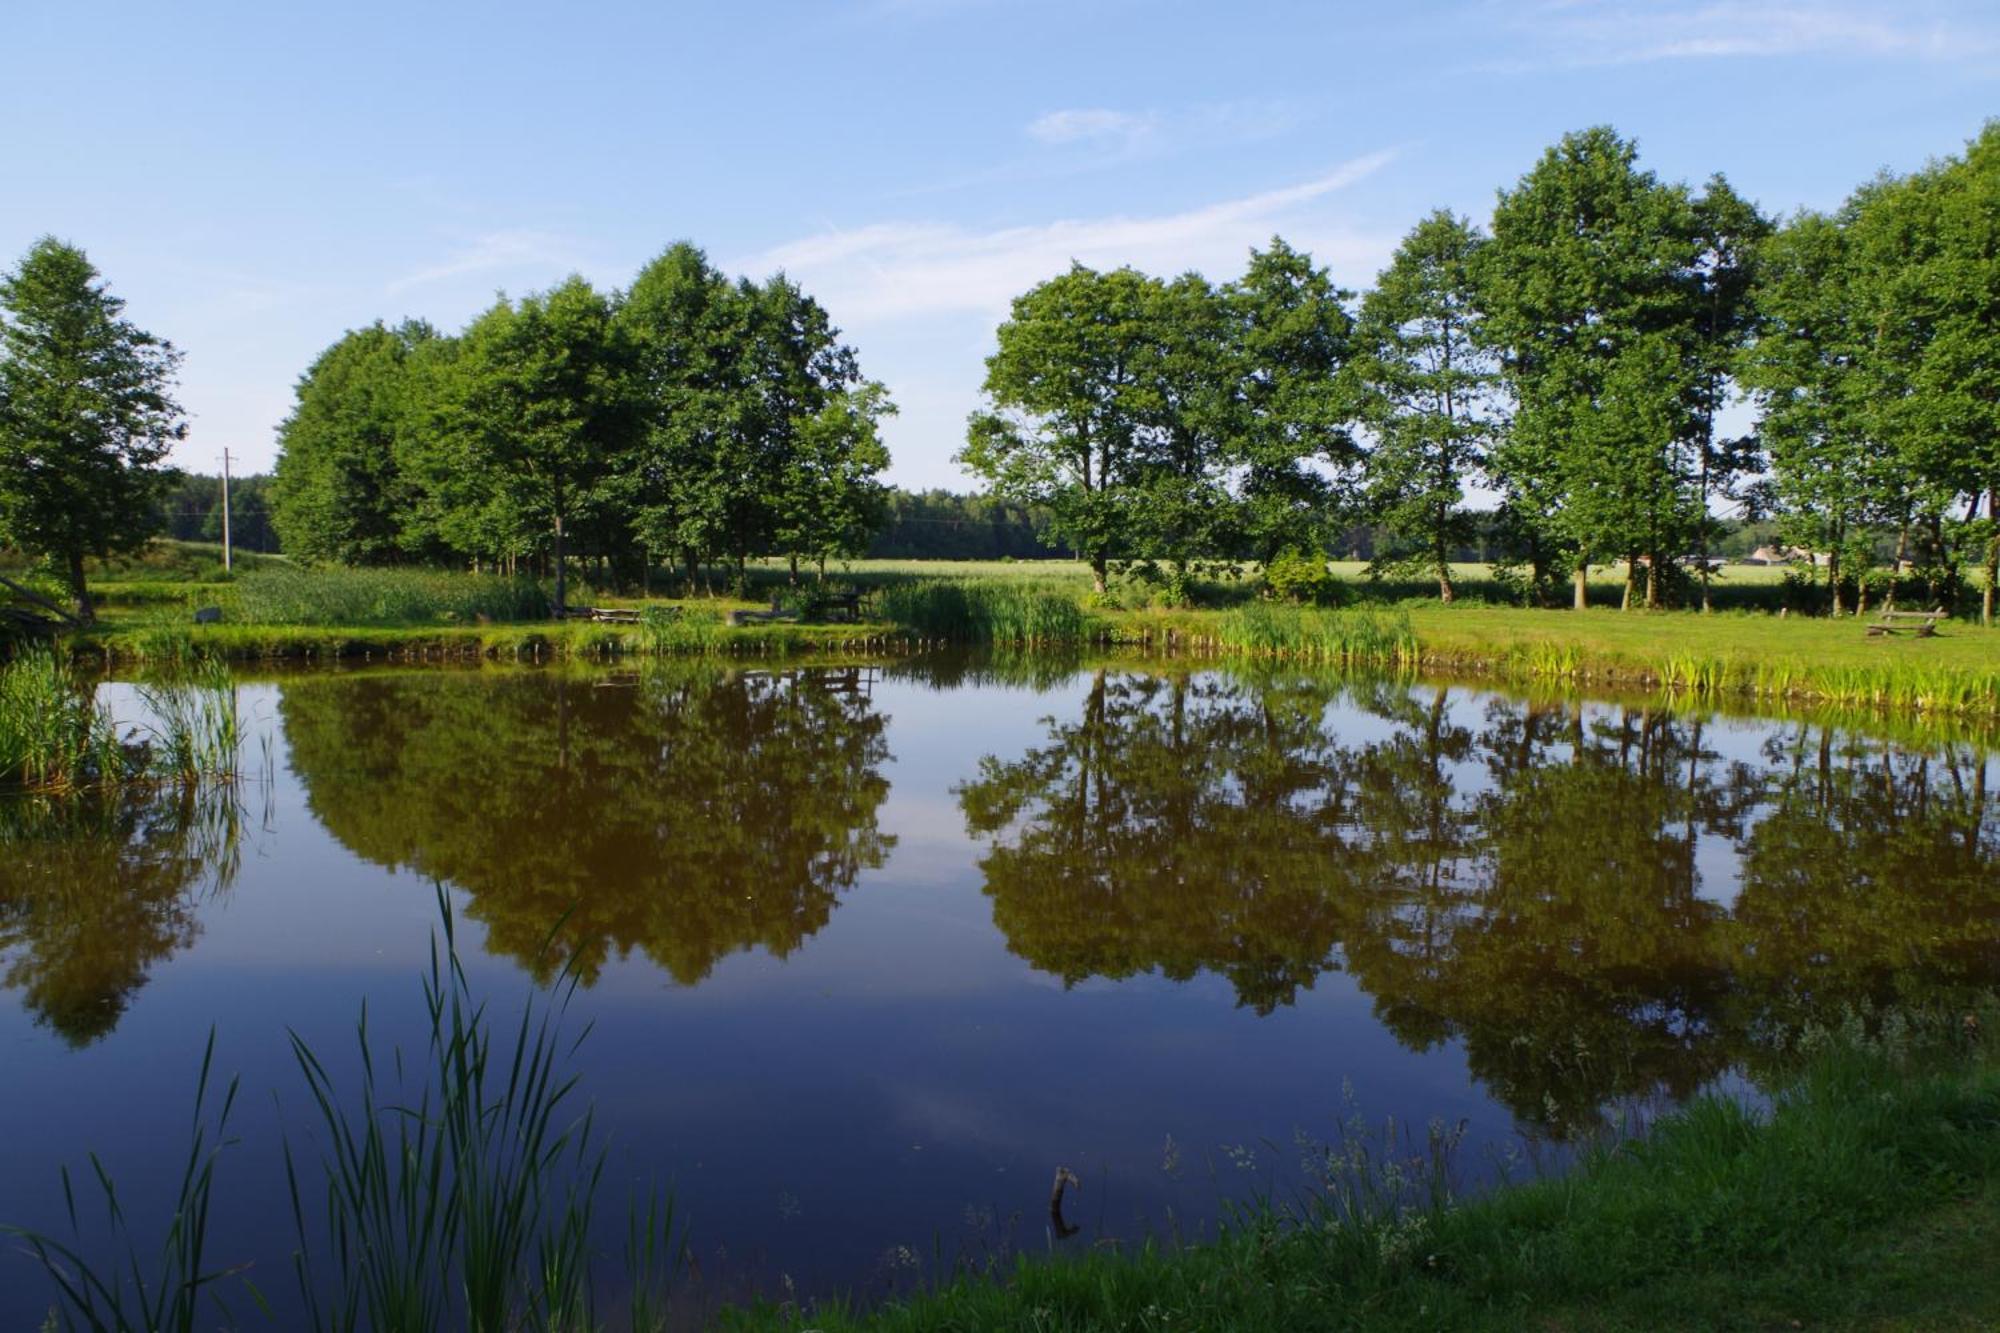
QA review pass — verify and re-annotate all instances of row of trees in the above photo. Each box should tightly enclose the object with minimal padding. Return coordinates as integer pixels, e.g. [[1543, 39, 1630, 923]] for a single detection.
[[271, 245, 893, 608], [964, 122, 2000, 618]]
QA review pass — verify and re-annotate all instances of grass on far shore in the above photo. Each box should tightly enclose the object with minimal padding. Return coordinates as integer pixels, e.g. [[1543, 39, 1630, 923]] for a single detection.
[[29, 550, 2000, 718]]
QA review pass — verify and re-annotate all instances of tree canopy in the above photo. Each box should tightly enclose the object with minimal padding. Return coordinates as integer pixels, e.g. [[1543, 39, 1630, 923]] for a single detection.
[[0, 238, 185, 618]]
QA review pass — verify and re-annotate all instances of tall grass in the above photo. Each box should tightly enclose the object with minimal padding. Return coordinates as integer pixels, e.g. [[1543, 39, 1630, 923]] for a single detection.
[[1214, 604, 1420, 665], [637, 604, 727, 654], [227, 567, 550, 627], [0, 648, 242, 792], [879, 580, 1096, 645], [6, 893, 683, 1333], [0, 648, 128, 791], [284, 900, 613, 1332], [1, 1035, 245, 1333]]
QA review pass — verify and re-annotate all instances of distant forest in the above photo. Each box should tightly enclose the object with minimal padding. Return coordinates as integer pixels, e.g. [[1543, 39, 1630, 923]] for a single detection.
[[161, 472, 1778, 567]]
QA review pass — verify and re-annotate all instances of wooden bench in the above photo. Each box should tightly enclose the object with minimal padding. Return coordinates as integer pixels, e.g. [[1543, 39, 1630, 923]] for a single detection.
[[557, 605, 642, 624], [1866, 608, 1948, 638]]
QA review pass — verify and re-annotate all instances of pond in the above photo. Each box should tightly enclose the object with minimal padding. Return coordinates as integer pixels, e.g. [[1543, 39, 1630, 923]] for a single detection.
[[2, 656, 1997, 1324]]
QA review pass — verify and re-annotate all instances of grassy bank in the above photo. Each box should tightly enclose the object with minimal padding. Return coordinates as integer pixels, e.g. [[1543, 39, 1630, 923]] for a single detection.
[[735, 1010, 2000, 1333], [47, 559, 2000, 718]]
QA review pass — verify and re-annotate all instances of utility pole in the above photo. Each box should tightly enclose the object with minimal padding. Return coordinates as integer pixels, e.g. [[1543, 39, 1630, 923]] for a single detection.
[[221, 447, 233, 573]]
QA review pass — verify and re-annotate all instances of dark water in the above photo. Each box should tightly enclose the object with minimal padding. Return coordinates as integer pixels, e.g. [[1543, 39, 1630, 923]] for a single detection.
[[2, 658, 1997, 1322]]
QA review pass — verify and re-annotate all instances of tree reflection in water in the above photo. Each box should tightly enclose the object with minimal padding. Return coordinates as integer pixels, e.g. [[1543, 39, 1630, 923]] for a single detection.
[[0, 785, 242, 1045], [278, 665, 895, 985], [955, 670, 2000, 1134]]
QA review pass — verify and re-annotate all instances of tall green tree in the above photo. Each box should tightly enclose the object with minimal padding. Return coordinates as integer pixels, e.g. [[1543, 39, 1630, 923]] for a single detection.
[[1226, 238, 1358, 558], [271, 320, 435, 564], [1911, 123, 2000, 622], [614, 243, 757, 588], [446, 278, 630, 613], [0, 238, 184, 619], [960, 264, 1160, 594], [1481, 128, 1706, 610], [1127, 270, 1243, 587], [1739, 211, 1893, 614], [1686, 177, 1772, 610], [775, 380, 895, 580], [1355, 211, 1499, 602], [736, 274, 866, 580]]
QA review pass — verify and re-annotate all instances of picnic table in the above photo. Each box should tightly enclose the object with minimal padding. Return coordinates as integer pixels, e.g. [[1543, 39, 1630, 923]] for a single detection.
[[1866, 607, 1948, 638]]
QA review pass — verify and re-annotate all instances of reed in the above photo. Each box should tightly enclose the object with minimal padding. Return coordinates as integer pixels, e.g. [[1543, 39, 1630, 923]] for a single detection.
[[227, 567, 550, 627], [637, 604, 728, 654], [0, 649, 243, 793], [879, 580, 1097, 645], [1, 1034, 245, 1333], [7, 893, 684, 1333], [1213, 604, 1420, 665], [0, 648, 128, 791]]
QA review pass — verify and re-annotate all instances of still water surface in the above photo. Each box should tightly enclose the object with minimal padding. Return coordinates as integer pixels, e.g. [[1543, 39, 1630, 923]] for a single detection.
[[2, 657, 1996, 1320]]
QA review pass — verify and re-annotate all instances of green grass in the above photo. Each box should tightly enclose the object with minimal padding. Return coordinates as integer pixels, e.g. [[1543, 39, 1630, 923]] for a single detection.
[[2, 538, 284, 587], [223, 565, 551, 627], [54, 559, 2000, 718], [730, 1008, 2000, 1333]]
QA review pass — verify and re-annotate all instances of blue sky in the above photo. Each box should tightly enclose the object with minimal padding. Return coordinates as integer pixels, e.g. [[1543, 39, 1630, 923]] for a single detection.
[[4, 0, 1996, 488]]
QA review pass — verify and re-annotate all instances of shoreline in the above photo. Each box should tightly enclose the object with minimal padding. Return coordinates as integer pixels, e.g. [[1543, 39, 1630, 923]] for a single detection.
[[63, 602, 2000, 720]]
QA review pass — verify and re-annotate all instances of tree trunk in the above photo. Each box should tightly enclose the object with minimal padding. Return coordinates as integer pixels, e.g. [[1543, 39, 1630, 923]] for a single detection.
[[1572, 561, 1589, 612], [1646, 548, 1662, 610], [1090, 553, 1108, 596], [1828, 548, 1843, 617], [788, 553, 799, 586], [552, 512, 567, 616], [67, 548, 95, 624], [1986, 490, 1999, 627]]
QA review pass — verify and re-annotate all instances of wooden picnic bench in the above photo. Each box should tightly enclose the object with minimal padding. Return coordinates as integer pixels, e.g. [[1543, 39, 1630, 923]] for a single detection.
[[557, 605, 643, 624], [1866, 607, 1948, 638]]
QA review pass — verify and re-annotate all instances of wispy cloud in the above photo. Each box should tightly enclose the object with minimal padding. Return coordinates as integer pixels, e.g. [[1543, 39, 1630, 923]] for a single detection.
[[743, 150, 1400, 325], [385, 229, 583, 296], [1026, 107, 1156, 146], [1498, 0, 1999, 69]]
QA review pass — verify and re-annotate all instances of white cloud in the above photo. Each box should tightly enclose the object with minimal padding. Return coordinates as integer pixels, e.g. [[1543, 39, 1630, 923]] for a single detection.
[[742, 149, 1400, 325], [1027, 107, 1155, 145], [739, 153, 1404, 488], [1504, 0, 1998, 68], [384, 229, 583, 296]]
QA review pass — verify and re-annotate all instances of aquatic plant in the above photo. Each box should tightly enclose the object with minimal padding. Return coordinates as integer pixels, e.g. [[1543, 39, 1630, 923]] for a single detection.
[[1213, 604, 1418, 664], [879, 580, 1096, 645], [0, 649, 242, 793], [0, 648, 129, 791], [637, 603, 727, 654], [6, 893, 685, 1333]]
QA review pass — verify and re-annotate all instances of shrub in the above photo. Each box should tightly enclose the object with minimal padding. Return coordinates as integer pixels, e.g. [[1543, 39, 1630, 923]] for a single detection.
[[1262, 549, 1344, 606]]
